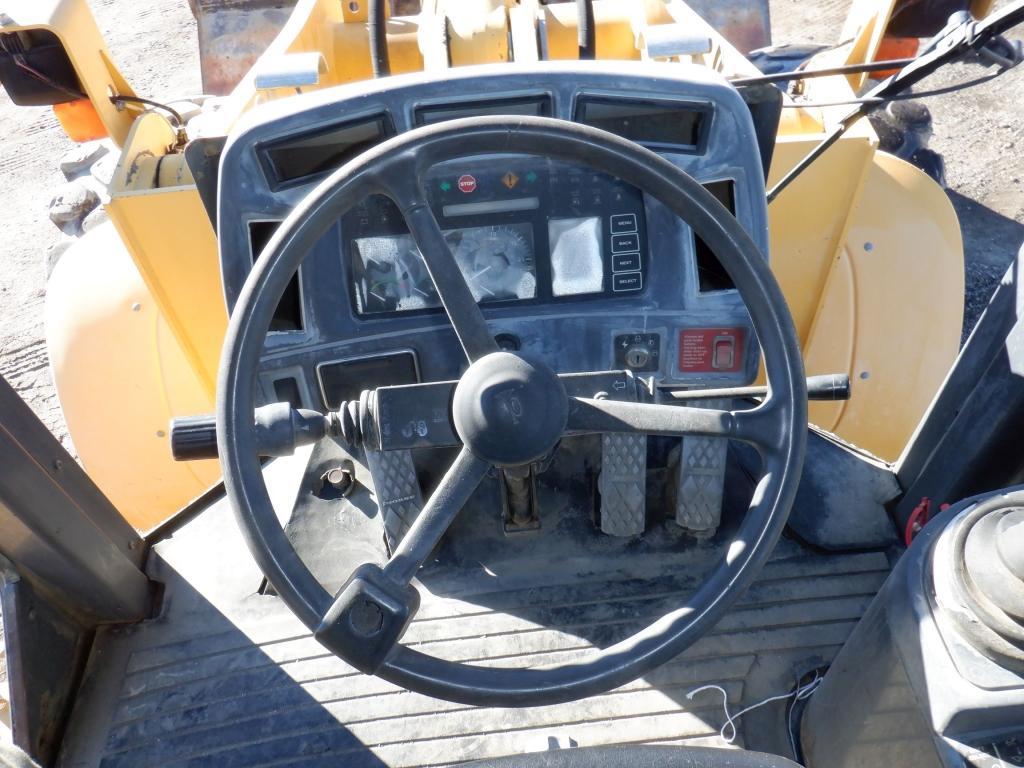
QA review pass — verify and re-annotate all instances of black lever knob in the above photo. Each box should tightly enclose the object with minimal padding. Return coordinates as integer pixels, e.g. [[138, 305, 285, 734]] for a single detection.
[[805, 373, 851, 401], [170, 403, 331, 461], [170, 414, 219, 461]]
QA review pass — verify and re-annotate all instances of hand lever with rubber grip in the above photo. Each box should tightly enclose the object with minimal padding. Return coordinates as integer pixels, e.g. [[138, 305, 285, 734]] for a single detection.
[[661, 373, 851, 402], [170, 403, 329, 461]]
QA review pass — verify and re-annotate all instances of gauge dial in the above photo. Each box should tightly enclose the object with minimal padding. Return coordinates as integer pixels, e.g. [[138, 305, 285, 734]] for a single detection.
[[449, 224, 537, 303], [353, 233, 440, 312]]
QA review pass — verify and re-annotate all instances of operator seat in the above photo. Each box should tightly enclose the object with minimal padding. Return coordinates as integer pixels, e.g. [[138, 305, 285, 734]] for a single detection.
[[462, 746, 802, 767]]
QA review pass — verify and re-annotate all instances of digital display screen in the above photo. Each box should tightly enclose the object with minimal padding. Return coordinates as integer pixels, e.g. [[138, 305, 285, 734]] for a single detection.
[[261, 114, 393, 187], [549, 217, 603, 296], [576, 98, 704, 149], [352, 223, 536, 314]]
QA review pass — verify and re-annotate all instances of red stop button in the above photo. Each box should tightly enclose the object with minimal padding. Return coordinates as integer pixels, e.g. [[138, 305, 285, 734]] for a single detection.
[[457, 174, 477, 193]]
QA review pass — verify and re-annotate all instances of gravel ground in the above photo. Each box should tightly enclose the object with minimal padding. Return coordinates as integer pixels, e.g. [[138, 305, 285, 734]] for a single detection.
[[0, 0, 1023, 736]]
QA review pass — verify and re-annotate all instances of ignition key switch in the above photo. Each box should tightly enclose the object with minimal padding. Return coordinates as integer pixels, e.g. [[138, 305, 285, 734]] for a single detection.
[[614, 332, 661, 373]]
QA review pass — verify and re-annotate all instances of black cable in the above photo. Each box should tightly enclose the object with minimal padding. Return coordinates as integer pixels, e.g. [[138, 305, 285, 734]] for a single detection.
[[731, 57, 917, 87], [781, 70, 1003, 109], [110, 95, 184, 127], [369, 0, 391, 78], [576, 0, 596, 60], [767, 2, 1024, 203]]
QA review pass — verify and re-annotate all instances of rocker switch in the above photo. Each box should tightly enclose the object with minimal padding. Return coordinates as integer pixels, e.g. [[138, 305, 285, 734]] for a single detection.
[[712, 336, 735, 370]]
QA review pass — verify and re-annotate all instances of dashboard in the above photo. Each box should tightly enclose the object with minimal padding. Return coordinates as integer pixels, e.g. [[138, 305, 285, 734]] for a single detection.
[[345, 157, 649, 316], [217, 62, 769, 412]]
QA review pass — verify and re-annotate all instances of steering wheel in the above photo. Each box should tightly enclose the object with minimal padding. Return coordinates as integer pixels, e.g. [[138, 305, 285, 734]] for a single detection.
[[218, 116, 807, 707]]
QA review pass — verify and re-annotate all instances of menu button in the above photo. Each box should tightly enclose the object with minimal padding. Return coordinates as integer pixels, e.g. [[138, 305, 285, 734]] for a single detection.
[[610, 213, 638, 234]]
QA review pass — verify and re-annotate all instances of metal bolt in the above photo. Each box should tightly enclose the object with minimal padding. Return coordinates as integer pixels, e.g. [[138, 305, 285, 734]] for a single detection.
[[349, 599, 383, 636], [131, 302, 141, 312], [322, 466, 355, 496]]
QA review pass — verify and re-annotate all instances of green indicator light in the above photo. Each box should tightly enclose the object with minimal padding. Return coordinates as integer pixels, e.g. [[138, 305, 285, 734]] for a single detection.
[[525, 171, 538, 183], [439, 180, 452, 192]]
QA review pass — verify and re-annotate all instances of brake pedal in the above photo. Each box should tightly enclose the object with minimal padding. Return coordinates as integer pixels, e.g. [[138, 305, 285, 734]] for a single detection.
[[364, 449, 423, 552], [675, 398, 728, 538], [599, 433, 647, 537]]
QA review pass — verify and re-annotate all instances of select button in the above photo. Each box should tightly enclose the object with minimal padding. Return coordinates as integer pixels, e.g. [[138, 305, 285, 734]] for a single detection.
[[613, 272, 643, 292], [612, 252, 641, 272]]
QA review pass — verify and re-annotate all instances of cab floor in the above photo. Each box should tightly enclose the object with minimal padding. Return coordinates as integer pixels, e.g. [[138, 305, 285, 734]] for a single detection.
[[58, 462, 893, 768]]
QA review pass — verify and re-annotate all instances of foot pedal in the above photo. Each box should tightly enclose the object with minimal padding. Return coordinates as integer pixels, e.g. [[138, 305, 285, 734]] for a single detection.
[[364, 449, 423, 552], [675, 398, 729, 538], [599, 433, 647, 537]]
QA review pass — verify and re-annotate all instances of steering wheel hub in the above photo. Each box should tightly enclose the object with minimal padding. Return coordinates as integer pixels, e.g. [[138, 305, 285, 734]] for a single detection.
[[452, 352, 568, 467]]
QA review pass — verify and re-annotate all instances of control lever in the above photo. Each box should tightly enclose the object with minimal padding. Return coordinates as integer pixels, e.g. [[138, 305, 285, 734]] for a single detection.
[[660, 373, 850, 403], [170, 402, 329, 461]]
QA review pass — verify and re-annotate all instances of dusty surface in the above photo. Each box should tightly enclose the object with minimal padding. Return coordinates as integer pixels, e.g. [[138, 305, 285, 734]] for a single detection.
[[0, 0, 1023, 735]]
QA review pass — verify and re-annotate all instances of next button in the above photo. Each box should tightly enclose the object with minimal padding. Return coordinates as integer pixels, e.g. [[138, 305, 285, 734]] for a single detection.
[[612, 252, 641, 272]]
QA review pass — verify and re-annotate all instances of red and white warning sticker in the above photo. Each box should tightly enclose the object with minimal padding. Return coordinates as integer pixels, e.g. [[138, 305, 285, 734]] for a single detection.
[[678, 327, 745, 373]]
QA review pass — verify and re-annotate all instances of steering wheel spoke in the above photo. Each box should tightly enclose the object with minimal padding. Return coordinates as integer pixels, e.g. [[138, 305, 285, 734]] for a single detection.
[[383, 177, 498, 363], [314, 447, 490, 674], [383, 448, 491, 584]]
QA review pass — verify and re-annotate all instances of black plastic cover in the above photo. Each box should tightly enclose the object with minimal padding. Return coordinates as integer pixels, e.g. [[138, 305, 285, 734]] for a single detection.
[[0, 30, 83, 107]]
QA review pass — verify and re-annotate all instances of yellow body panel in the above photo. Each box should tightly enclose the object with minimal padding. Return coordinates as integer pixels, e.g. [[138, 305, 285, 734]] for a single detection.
[[106, 113, 227, 396], [18, 0, 974, 527], [46, 225, 220, 530], [767, 134, 878, 347], [800, 153, 964, 459]]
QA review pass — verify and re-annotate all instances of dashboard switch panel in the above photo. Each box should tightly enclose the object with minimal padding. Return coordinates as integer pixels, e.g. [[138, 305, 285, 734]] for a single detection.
[[678, 328, 746, 374], [614, 332, 661, 373]]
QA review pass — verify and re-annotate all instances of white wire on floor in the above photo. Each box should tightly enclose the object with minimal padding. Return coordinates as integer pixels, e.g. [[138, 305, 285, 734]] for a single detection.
[[687, 671, 823, 753]]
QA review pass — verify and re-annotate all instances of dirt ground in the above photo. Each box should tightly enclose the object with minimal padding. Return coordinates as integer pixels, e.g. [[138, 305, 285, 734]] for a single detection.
[[0, 0, 1023, 735]]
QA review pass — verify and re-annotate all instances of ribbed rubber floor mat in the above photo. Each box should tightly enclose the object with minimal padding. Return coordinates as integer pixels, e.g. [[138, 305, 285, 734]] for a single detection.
[[82, 551, 890, 768]]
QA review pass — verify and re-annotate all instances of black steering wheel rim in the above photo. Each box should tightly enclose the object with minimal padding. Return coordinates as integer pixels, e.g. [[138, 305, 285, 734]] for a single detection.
[[218, 115, 807, 707]]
